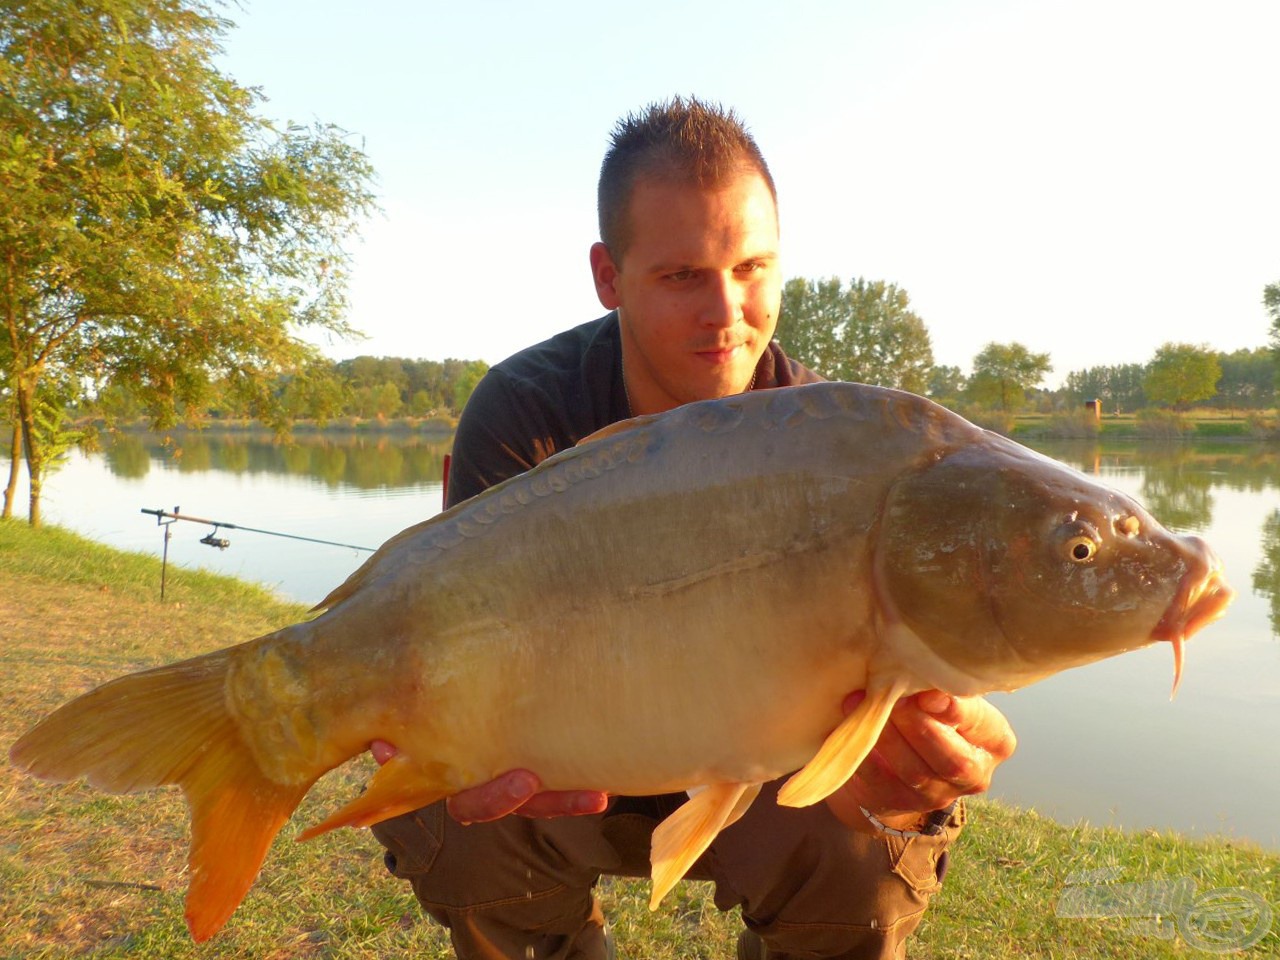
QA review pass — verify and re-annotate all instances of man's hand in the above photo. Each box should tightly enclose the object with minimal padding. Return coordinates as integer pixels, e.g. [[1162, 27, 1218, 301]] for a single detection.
[[824, 691, 1017, 833], [368, 741, 609, 824]]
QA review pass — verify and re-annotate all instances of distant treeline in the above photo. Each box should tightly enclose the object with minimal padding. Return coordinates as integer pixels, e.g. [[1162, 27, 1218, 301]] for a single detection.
[[1057, 347, 1275, 414], [775, 277, 1278, 420], [82, 345, 1277, 429], [89, 356, 491, 424]]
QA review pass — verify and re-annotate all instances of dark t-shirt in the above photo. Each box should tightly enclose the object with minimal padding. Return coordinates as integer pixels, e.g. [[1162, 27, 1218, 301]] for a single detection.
[[446, 312, 823, 507]]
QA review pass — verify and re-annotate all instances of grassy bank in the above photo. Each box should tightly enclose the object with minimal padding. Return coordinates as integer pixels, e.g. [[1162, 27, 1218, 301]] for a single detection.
[[2, 522, 1276, 958], [1011, 409, 1280, 441]]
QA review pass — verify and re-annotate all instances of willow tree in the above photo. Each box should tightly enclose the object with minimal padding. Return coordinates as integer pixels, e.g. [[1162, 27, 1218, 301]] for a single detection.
[[1, 0, 376, 524]]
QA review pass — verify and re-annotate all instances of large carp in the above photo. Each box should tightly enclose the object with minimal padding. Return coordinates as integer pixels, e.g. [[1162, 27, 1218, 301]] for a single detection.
[[10, 383, 1231, 941]]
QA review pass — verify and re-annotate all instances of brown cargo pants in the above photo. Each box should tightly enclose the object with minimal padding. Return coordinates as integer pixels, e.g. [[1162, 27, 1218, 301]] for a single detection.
[[370, 778, 962, 960]]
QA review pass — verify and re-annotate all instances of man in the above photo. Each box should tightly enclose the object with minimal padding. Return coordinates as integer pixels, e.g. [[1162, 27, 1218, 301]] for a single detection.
[[371, 97, 1016, 960]]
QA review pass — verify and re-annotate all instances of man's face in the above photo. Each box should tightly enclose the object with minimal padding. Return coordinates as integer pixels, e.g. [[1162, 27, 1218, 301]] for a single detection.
[[590, 170, 781, 415]]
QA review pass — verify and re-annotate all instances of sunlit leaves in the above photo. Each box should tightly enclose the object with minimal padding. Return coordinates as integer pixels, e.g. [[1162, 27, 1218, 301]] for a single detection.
[[1143, 343, 1222, 411], [1, 0, 377, 522], [776, 276, 934, 391], [967, 342, 1052, 413]]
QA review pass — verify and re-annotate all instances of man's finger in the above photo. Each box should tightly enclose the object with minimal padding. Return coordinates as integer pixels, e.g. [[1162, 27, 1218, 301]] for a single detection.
[[883, 695, 1011, 793], [916, 693, 1017, 760], [515, 790, 611, 819], [369, 739, 397, 765], [446, 769, 542, 823]]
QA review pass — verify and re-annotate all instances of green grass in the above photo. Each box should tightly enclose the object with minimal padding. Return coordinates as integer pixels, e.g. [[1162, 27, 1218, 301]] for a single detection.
[[2, 521, 1277, 958]]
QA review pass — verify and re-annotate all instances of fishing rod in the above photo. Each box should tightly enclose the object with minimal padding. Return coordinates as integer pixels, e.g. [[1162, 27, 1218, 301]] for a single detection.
[[141, 507, 377, 552], [140, 506, 377, 599]]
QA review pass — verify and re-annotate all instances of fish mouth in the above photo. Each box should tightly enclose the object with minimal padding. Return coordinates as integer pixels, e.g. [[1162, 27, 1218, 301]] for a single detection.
[[1151, 546, 1234, 698]]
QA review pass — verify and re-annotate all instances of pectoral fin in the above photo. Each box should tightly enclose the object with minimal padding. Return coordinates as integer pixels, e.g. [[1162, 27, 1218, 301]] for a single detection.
[[777, 682, 908, 808], [297, 756, 452, 840], [649, 781, 762, 910]]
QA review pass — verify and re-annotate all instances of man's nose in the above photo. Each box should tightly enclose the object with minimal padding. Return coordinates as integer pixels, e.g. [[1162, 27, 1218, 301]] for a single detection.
[[699, 273, 743, 328]]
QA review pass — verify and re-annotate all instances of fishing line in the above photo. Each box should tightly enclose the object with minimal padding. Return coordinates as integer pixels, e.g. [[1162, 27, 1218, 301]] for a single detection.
[[141, 506, 377, 599]]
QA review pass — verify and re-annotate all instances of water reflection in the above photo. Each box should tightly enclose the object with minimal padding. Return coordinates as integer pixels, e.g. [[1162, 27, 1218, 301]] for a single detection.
[[95, 434, 1280, 639], [1254, 510, 1280, 639], [101, 430, 451, 490], [1028, 441, 1280, 533], [1139, 454, 1215, 532], [103, 435, 152, 478]]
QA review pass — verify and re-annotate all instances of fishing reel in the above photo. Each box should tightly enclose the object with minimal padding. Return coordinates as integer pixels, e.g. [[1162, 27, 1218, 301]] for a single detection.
[[200, 528, 231, 550]]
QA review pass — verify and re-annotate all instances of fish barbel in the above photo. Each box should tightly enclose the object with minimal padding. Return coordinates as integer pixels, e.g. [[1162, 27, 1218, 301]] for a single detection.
[[9, 383, 1232, 941]]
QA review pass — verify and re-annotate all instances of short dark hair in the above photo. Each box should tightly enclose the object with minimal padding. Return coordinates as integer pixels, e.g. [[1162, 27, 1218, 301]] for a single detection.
[[597, 96, 777, 262]]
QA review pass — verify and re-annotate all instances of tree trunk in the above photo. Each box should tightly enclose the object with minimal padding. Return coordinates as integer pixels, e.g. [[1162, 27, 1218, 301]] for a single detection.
[[2, 418, 20, 519], [15, 375, 41, 527]]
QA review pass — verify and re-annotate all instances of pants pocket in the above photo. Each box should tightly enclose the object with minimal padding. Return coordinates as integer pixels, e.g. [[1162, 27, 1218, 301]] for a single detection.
[[884, 800, 966, 896], [369, 802, 445, 878]]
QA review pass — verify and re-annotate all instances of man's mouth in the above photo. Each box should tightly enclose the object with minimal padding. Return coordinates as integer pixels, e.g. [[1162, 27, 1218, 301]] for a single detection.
[[694, 344, 744, 365]]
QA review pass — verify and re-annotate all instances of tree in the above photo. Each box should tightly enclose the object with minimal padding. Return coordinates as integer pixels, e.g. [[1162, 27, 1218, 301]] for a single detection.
[[451, 360, 490, 414], [1267, 282, 1280, 392], [1212, 347, 1275, 412], [925, 365, 965, 405], [966, 342, 1052, 413], [1143, 343, 1221, 410], [1, 0, 376, 524], [1062, 363, 1147, 413], [776, 277, 934, 392], [1, 338, 18, 518], [279, 362, 351, 424]]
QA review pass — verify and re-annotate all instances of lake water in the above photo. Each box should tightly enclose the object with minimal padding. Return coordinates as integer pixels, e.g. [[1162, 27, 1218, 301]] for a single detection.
[[7, 430, 1280, 850]]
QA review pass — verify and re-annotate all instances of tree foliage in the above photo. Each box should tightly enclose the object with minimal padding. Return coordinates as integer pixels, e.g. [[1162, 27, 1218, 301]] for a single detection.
[[84, 354, 492, 423], [1062, 363, 1147, 413], [776, 277, 934, 391], [925, 365, 965, 404], [1, 0, 376, 522], [1267, 281, 1280, 391], [333, 356, 489, 417], [1143, 343, 1222, 411], [966, 342, 1052, 412], [1211, 347, 1275, 412]]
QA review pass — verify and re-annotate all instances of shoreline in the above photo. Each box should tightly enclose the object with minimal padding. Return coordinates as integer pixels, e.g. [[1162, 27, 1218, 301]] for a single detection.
[[5, 404, 1280, 443]]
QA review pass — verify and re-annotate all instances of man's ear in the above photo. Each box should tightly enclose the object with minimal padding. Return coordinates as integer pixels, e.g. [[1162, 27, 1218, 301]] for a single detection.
[[589, 242, 622, 310]]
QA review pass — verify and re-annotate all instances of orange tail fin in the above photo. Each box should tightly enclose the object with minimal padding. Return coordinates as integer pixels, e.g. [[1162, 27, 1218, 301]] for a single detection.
[[8, 650, 316, 942]]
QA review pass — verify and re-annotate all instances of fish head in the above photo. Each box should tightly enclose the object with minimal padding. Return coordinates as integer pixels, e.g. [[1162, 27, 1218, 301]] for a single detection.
[[874, 436, 1233, 694]]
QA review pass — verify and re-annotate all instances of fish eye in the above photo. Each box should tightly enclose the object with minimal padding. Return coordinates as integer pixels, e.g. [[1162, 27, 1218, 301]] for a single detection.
[[1065, 535, 1097, 563]]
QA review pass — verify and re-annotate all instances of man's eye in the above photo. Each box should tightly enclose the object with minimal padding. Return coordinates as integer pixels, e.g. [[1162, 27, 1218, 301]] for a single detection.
[[666, 270, 695, 282]]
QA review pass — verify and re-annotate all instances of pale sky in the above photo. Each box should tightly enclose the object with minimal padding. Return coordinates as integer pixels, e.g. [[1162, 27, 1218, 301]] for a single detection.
[[217, 0, 1280, 388]]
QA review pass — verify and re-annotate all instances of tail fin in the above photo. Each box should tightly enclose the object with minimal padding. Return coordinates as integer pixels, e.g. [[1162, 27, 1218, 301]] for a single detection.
[[9, 650, 316, 942]]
